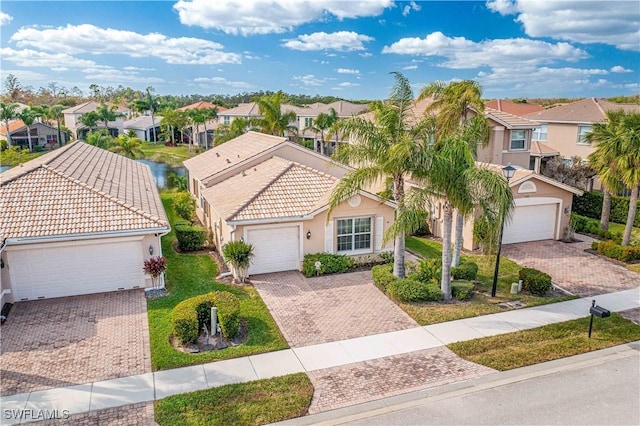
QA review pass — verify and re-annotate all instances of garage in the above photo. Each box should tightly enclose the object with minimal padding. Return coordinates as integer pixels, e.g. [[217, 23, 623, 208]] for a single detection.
[[246, 225, 301, 274], [7, 239, 144, 301], [502, 202, 558, 244]]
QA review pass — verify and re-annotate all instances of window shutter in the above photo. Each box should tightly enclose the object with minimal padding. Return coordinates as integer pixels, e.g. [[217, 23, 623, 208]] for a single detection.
[[325, 221, 334, 253], [375, 216, 384, 252]]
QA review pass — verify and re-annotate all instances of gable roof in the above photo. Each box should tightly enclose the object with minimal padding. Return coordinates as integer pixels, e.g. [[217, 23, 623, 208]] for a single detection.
[[485, 99, 544, 117], [202, 156, 338, 223], [526, 98, 640, 123], [183, 131, 287, 182], [485, 107, 539, 129], [62, 101, 130, 115], [0, 142, 168, 241], [530, 141, 560, 157], [123, 115, 163, 130], [220, 102, 261, 116], [179, 101, 227, 111], [478, 162, 583, 195]]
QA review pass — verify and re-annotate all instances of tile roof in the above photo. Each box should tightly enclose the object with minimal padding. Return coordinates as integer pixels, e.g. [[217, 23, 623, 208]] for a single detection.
[[476, 162, 582, 195], [0, 142, 168, 240], [178, 101, 227, 111], [61, 101, 130, 115], [485, 107, 538, 129], [220, 102, 261, 116], [530, 141, 560, 157], [0, 119, 27, 135], [202, 156, 337, 222], [526, 98, 640, 123], [485, 99, 544, 117], [123, 115, 163, 130], [183, 131, 287, 182]]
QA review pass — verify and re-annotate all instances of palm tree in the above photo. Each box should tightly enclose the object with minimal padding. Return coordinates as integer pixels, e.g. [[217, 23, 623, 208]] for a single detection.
[[254, 91, 297, 137], [85, 129, 114, 149], [79, 111, 100, 137], [18, 107, 40, 152], [160, 108, 189, 145], [587, 110, 628, 232], [328, 72, 431, 279], [615, 112, 640, 245], [110, 133, 144, 159], [305, 107, 338, 155], [95, 104, 122, 135], [47, 104, 65, 147], [418, 80, 489, 267], [0, 101, 19, 147], [214, 116, 250, 145], [188, 109, 206, 150]]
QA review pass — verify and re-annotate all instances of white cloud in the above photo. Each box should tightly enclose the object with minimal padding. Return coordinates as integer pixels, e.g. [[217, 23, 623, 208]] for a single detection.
[[174, 0, 393, 35], [51, 67, 69, 72], [402, 65, 418, 70], [193, 77, 252, 89], [359, 52, 373, 58], [611, 65, 633, 73], [84, 68, 165, 84], [336, 68, 360, 74], [402, 1, 421, 17], [486, 0, 640, 51], [338, 82, 360, 87], [382, 31, 588, 68], [0, 47, 98, 69], [282, 31, 374, 51], [0, 12, 13, 26], [10, 24, 241, 65], [0, 69, 48, 83], [293, 74, 326, 86]]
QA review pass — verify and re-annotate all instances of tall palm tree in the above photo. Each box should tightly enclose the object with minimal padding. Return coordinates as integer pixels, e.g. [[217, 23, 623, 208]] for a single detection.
[[418, 80, 489, 267], [328, 72, 431, 279], [188, 109, 207, 150], [18, 107, 40, 152], [214, 116, 250, 145], [95, 104, 122, 135], [254, 91, 297, 137], [0, 101, 19, 147], [160, 108, 189, 146], [587, 110, 628, 232], [47, 104, 65, 147], [616, 112, 640, 245], [79, 111, 100, 137], [305, 107, 338, 155]]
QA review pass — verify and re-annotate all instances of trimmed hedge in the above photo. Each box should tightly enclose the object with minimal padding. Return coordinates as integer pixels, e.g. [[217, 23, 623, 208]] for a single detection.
[[572, 214, 622, 243], [175, 221, 206, 251], [592, 240, 640, 262], [302, 252, 354, 277], [518, 267, 552, 296], [387, 278, 443, 302], [451, 261, 478, 281], [371, 263, 396, 292], [171, 291, 240, 344], [573, 192, 640, 228], [451, 281, 475, 301]]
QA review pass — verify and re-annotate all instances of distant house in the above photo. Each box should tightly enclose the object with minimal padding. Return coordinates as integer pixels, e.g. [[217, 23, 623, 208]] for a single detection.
[[0, 120, 68, 149], [123, 115, 163, 142], [485, 99, 545, 117], [178, 101, 226, 148], [62, 101, 131, 140], [0, 142, 170, 302]]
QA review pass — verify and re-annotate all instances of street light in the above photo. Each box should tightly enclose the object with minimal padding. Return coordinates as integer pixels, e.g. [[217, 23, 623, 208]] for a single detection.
[[491, 163, 516, 297]]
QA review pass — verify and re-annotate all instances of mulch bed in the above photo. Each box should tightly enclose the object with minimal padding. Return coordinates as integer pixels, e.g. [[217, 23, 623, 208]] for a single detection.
[[170, 320, 249, 354]]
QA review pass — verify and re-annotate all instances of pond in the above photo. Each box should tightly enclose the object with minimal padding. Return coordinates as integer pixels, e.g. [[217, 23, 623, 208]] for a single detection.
[[0, 165, 11, 173], [137, 159, 186, 189]]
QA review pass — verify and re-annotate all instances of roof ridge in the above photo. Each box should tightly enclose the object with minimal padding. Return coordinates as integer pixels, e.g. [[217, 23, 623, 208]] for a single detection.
[[42, 165, 168, 227], [227, 161, 295, 221], [0, 142, 80, 186], [592, 98, 607, 118], [288, 159, 339, 181]]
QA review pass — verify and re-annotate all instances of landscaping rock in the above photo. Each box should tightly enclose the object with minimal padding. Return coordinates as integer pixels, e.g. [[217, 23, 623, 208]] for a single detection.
[[186, 343, 200, 353]]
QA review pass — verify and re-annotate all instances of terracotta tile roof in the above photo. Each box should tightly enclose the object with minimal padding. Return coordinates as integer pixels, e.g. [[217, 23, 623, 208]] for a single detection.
[[526, 98, 640, 123], [485, 107, 538, 129], [0, 120, 27, 135], [178, 101, 227, 111], [0, 142, 168, 240], [530, 141, 560, 157], [202, 156, 337, 222], [183, 131, 286, 182], [485, 99, 544, 117]]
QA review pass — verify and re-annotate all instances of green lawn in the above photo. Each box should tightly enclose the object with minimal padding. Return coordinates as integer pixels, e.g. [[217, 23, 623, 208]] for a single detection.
[[139, 142, 194, 166], [154, 373, 313, 426], [148, 192, 288, 371], [400, 237, 575, 325], [449, 313, 640, 371], [0, 147, 46, 166]]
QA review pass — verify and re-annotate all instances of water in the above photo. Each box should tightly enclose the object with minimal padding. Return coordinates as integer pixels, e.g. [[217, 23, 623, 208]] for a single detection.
[[137, 159, 186, 189], [0, 165, 11, 173]]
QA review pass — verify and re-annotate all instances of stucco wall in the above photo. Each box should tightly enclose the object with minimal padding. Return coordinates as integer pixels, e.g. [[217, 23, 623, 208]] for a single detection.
[[546, 123, 595, 159]]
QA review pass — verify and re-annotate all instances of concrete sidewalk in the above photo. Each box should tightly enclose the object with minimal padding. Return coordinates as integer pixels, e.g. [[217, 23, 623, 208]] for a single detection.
[[1, 287, 638, 425]]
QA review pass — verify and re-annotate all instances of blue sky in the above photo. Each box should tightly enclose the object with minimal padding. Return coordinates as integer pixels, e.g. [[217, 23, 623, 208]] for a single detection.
[[1, 1, 638, 100]]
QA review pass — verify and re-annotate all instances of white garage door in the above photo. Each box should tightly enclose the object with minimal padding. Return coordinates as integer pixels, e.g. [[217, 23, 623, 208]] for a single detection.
[[502, 203, 557, 244], [8, 240, 144, 301], [246, 226, 300, 274]]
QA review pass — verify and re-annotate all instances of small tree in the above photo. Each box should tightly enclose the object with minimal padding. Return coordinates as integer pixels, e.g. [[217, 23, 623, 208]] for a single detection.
[[222, 241, 254, 283], [173, 192, 195, 222], [143, 256, 167, 289]]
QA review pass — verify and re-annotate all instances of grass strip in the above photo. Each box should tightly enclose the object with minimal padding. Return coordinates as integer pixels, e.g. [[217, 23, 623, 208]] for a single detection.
[[448, 313, 640, 371], [154, 373, 313, 426]]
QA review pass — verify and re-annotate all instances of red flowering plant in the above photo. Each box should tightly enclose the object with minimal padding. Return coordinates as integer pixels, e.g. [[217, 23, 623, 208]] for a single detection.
[[143, 256, 167, 289]]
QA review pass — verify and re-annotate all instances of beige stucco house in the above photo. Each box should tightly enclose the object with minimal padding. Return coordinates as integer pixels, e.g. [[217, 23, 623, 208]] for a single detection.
[[183, 131, 396, 275], [0, 142, 170, 302], [62, 101, 131, 140]]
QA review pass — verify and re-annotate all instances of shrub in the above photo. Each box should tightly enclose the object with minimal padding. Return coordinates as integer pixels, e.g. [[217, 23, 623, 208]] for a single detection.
[[451, 261, 478, 281], [379, 251, 394, 264], [222, 240, 255, 283], [143, 256, 167, 289], [573, 192, 640, 228], [371, 263, 396, 291], [171, 291, 241, 344], [593, 240, 640, 262], [173, 191, 195, 222], [415, 258, 441, 284], [387, 278, 442, 302], [302, 253, 354, 277], [451, 281, 475, 301], [518, 267, 552, 296], [175, 222, 206, 251]]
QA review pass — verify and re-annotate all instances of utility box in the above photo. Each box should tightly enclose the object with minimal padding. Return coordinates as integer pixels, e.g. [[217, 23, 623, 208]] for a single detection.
[[590, 305, 611, 318]]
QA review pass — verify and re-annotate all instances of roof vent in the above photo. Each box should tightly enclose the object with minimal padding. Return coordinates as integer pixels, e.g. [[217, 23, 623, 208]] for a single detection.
[[242, 171, 246, 176], [216, 152, 220, 157], [237, 154, 240, 158], [226, 158, 231, 163]]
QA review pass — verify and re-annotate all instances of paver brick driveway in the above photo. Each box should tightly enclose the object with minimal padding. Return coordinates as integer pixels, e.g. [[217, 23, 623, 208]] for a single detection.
[[502, 235, 640, 297], [251, 270, 418, 347], [0, 290, 151, 396]]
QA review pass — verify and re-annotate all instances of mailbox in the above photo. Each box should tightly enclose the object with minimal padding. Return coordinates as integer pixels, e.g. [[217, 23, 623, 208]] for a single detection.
[[590, 305, 611, 318]]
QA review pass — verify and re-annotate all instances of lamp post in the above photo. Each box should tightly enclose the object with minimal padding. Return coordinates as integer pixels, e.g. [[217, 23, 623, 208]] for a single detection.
[[491, 163, 516, 297]]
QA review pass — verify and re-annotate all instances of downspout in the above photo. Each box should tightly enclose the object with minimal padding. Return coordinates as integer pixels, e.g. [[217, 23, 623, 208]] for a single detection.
[[0, 239, 11, 304]]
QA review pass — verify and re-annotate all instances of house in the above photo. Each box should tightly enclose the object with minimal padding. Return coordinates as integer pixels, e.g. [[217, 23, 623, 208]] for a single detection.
[[0, 142, 170, 302], [183, 131, 396, 275], [525, 98, 640, 162], [1, 119, 68, 149], [485, 99, 544, 117], [429, 165, 584, 249], [123, 115, 163, 142], [62, 101, 131, 140], [178, 101, 226, 148]]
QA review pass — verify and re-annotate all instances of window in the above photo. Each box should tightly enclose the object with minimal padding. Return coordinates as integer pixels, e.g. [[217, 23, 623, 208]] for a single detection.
[[223, 116, 230, 125], [532, 125, 547, 141], [336, 217, 372, 252], [577, 125, 592, 144], [199, 192, 206, 210], [510, 130, 526, 150], [304, 117, 313, 128]]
